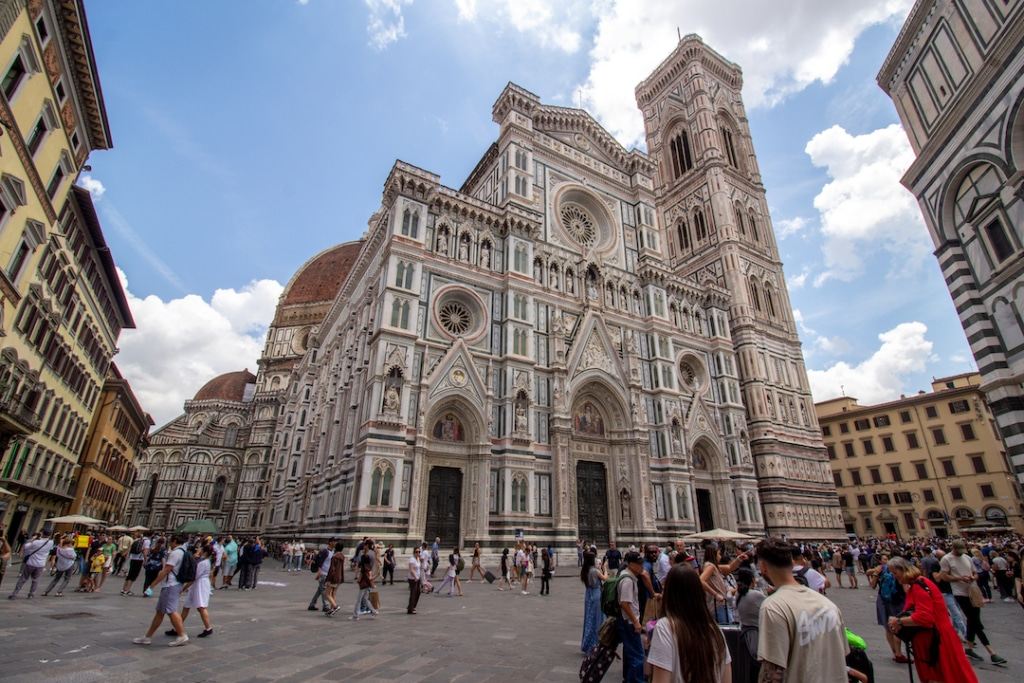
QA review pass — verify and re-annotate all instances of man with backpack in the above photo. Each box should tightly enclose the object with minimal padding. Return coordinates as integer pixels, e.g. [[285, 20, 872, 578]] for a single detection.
[[611, 551, 645, 683], [308, 538, 336, 613], [133, 533, 194, 647], [791, 547, 828, 593], [7, 530, 53, 599], [121, 533, 148, 596]]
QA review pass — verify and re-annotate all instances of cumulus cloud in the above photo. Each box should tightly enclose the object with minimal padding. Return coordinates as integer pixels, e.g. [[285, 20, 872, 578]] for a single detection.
[[366, 0, 413, 50], [776, 216, 808, 239], [807, 321, 933, 404], [805, 124, 932, 284], [77, 175, 106, 201], [788, 268, 810, 290], [455, 0, 584, 53], [115, 269, 283, 427], [576, 0, 913, 147]]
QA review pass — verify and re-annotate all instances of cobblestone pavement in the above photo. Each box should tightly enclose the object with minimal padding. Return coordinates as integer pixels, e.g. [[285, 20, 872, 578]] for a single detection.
[[0, 565, 1020, 682]]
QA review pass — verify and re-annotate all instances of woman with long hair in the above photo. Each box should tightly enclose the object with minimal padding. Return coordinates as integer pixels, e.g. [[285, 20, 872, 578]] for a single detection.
[[700, 542, 747, 625], [178, 542, 214, 638], [468, 543, 485, 582], [732, 567, 763, 683], [647, 564, 732, 683], [886, 556, 979, 683], [580, 551, 606, 653]]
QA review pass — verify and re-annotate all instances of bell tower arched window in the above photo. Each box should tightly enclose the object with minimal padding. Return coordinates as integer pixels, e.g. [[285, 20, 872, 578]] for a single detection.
[[694, 210, 708, 242], [749, 279, 762, 312], [668, 129, 694, 179], [735, 206, 746, 237], [722, 126, 739, 168], [748, 210, 760, 243], [677, 219, 691, 251]]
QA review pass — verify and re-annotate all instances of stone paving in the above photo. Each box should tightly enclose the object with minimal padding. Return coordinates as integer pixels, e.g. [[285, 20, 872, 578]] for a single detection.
[[0, 564, 1021, 682]]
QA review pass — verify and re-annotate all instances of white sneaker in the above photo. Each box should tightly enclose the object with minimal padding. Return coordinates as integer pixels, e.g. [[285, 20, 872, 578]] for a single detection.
[[1003, 598, 1014, 603], [132, 637, 151, 645], [168, 635, 189, 647], [521, 590, 529, 595]]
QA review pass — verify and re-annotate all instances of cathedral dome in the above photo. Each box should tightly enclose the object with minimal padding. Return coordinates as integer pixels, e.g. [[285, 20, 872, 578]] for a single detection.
[[280, 241, 364, 307], [193, 369, 256, 402]]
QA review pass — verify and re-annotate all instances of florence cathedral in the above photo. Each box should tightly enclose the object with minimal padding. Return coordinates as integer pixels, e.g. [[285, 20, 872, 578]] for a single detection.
[[125, 35, 846, 547]]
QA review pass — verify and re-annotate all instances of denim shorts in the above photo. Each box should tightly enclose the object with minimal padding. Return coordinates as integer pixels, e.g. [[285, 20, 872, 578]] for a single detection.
[[156, 585, 181, 614]]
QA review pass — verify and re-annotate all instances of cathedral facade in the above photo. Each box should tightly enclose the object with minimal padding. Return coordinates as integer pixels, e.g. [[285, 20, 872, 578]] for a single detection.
[[128, 35, 844, 545]]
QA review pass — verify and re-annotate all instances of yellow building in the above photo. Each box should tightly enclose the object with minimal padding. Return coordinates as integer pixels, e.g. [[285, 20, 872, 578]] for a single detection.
[[70, 364, 151, 523], [817, 373, 1024, 538], [0, 0, 134, 540]]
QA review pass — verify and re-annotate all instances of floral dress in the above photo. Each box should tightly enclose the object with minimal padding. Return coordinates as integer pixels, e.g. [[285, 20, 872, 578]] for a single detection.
[[581, 566, 603, 653]]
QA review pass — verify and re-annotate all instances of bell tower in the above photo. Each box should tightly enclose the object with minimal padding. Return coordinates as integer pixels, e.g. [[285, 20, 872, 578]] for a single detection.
[[636, 35, 845, 539]]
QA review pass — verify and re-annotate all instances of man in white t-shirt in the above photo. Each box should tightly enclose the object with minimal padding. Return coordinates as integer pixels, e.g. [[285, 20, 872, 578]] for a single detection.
[[939, 540, 1006, 664], [757, 537, 848, 682], [791, 547, 829, 594], [7, 530, 53, 599], [133, 534, 189, 647], [407, 547, 422, 614]]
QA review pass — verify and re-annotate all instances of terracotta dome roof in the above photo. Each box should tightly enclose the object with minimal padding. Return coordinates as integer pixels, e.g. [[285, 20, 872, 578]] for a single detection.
[[193, 369, 256, 402], [281, 241, 364, 307]]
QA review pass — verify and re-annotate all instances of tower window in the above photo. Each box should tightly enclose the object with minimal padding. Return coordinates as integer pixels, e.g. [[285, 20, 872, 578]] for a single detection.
[[722, 126, 739, 168], [984, 218, 1014, 263], [668, 130, 694, 179]]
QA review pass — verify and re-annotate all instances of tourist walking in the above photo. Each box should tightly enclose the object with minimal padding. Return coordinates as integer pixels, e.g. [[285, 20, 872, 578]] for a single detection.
[[921, 546, 967, 639], [308, 540, 334, 612], [497, 548, 512, 591], [42, 537, 77, 597], [886, 556, 980, 682], [971, 548, 992, 602], [615, 551, 645, 683], [832, 546, 846, 588], [868, 553, 909, 663], [174, 542, 214, 638], [647, 564, 732, 682], [756, 537, 848, 682], [418, 542, 431, 594], [352, 550, 378, 620], [142, 537, 167, 595], [121, 534, 147, 596], [430, 537, 440, 577], [436, 547, 462, 597], [0, 538, 10, 590], [579, 551, 606, 653], [468, 543, 485, 582], [98, 534, 117, 591], [132, 533, 192, 647], [324, 542, 345, 616], [8, 530, 53, 599], [939, 539, 1005, 665], [382, 545, 396, 585], [517, 544, 532, 594], [113, 531, 133, 576], [407, 546, 421, 614], [220, 535, 238, 589], [539, 548, 552, 595]]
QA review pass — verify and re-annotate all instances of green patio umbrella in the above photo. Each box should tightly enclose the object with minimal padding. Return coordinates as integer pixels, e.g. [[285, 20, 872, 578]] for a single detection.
[[174, 518, 219, 535]]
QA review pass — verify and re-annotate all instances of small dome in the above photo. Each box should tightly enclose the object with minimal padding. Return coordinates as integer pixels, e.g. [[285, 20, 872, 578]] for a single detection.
[[280, 241, 363, 307], [193, 370, 256, 402]]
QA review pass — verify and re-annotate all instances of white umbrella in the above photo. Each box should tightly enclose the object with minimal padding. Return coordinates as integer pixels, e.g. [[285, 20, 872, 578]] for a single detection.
[[45, 514, 107, 526], [106, 525, 130, 532], [0, 486, 16, 497], [128, 525, 150, 532]]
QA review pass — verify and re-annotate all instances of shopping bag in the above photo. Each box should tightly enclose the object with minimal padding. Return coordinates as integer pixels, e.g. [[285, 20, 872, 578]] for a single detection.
[[369, 590, 381, 610], [642, 594, 662, 623]]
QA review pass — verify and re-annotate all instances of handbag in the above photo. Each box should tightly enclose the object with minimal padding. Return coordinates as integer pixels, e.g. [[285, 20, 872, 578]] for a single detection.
[[642, 594, 662, 623], [369, 590, 381, 610], [967, 582, 984, 608]]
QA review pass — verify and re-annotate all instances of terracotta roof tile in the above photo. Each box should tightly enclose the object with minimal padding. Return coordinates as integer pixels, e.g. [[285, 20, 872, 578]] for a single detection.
[[282, 241, 364, 307], [193, 369, 256, 402]]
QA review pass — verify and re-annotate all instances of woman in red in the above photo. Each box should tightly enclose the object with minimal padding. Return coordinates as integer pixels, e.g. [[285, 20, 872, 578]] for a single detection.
[[886, 557, 978, 683]]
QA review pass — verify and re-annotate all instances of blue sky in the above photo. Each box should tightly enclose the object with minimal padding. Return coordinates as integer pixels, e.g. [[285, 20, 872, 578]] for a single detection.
[[80, 0, 974, 424]]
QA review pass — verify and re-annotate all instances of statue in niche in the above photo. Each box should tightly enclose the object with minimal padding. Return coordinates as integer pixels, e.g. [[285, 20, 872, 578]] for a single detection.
[[437, 230, 448, 255], [550, 268, 559, 289], [566, 272, 575, 294], [382, 385, 400, 413], [515, 404, 527, 432], [459, 237, 470, 262], [765, 391, 775, 418], [605, 286, 614, 306], [619, 488, 632, 521], [587, 280, 597, 301], [480, 242, 491, 268], [625, 330, 638, 355]]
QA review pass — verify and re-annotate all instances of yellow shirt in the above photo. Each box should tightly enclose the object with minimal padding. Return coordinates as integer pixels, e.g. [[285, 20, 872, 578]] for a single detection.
[[90, 553, 106, 573]]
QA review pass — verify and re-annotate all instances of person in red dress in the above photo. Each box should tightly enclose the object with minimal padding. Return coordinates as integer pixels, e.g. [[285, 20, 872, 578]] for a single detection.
[[886, 557, 978, 683]]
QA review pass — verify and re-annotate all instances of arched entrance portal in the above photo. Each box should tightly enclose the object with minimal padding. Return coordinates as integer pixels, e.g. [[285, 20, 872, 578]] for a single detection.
[[576, 461, 609, 545], [425, 467, 462, 546]]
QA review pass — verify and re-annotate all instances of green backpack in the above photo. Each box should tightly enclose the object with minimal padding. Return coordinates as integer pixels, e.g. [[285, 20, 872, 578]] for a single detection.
[[456, 557, 465, 574], [601, 573, 633, 617]]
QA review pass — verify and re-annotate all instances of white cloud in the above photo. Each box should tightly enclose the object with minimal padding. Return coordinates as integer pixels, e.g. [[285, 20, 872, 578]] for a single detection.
[[807, 321, 933, 404], [366, 0, 413, 50], [776, 216, 808, 239], [577, 0, 913, 147], [115, 269, 283, 427], [77, 174, 106, 201], [454, 0, 584, 53], [788, 268, 809, 290], [805, 124, 932, 284]]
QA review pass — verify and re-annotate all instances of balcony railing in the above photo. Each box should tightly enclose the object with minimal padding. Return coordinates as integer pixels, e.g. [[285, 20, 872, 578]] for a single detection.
[[0, 395, 41, 434]]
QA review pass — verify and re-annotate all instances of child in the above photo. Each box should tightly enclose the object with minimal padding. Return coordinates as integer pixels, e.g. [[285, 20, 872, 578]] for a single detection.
[[174, 542, 213, 637], [87, 549, 106, 592]]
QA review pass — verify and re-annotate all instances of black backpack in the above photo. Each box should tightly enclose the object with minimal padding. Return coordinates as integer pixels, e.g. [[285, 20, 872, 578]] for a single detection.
[[311, 548, 329, 574], [173, 548, 197, 584], [130, 539, 144, 555], [794, 566, 811, 587]]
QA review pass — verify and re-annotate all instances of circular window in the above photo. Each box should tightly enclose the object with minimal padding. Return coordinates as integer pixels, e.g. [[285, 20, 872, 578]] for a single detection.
[[432, 285, 488, 342], [677, 355, 707, 394], [439, 301, 471, 335], [560, 203, 597, 247]]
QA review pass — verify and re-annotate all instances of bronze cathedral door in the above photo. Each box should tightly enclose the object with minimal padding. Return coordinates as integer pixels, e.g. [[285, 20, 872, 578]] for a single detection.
[[576, 461, 609, 545], [425, 467, 462, 546]]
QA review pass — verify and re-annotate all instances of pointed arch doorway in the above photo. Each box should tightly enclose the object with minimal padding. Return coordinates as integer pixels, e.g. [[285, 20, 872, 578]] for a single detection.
[[576, 461, 609, 545], [424, 466, 462, 547]]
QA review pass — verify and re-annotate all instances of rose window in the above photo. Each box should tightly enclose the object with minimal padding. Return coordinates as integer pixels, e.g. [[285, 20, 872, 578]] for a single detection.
[[439, 301, 471, 335], [560, 204, 597, 247]]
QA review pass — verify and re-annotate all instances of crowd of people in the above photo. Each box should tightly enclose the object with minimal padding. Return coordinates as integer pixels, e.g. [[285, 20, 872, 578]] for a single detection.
[[575, 533, 1023, 683], [3, 524, 1021, 678]]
